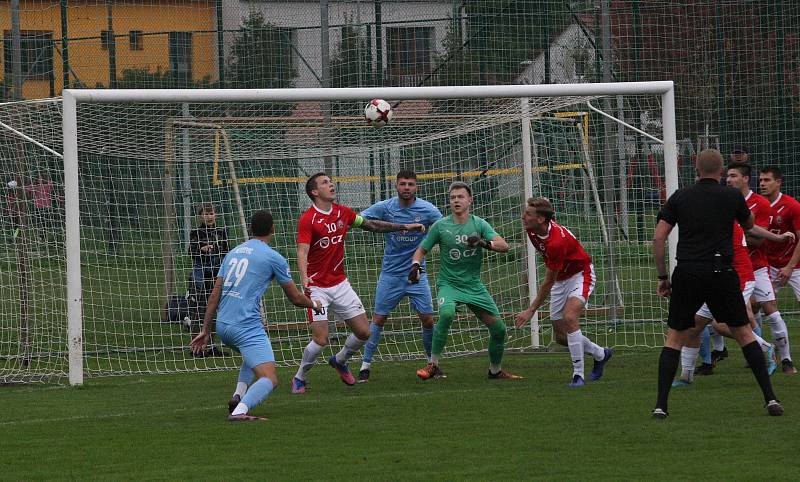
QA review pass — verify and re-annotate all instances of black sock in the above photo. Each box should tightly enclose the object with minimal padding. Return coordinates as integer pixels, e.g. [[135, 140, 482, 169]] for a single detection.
[[656, 347, 680, 412], [741, 341, 777, 403]]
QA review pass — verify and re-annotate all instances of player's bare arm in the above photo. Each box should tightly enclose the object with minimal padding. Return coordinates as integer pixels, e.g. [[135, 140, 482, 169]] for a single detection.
[[359, 217, 425, 233], [189, 277, 222, 354], [747, 225, 796, 244], [408, 246, 428, 283], [467, 234, 509, 253], [514, 267, 556, 328], [778, 228, 800, 284], [280, 281, 323, 314], [297, 242, 310, 288], [652, 219, 673, 297]]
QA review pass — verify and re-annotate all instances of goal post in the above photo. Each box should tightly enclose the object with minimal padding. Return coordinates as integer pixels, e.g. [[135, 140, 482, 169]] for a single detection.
[[54, 81, 678, 386]]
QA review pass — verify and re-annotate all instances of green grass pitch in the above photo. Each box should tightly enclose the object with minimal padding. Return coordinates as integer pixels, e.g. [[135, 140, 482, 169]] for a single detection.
[[3, 337, 799, 480]]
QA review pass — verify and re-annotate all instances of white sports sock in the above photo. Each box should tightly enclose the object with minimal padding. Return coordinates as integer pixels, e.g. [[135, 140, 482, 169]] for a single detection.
[[582, 335, 605, 361], [766, 311, 792, 361], [711, 330, 725, 352], [234, 382, 248, 398], [335, 334, 366, 364], [360, 361, 371, 371], [489, 363, 501, 375], [295, 340, 324, 381], [680, 346, 699, 381], [566, 330, 585, 379], [430, 354, 440, 365], [752, 332, 771, 353], [231, 402, 249, 416]]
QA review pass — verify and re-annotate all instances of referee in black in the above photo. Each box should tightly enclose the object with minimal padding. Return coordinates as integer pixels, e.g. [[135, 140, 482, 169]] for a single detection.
[[652, 148, 782, 418]]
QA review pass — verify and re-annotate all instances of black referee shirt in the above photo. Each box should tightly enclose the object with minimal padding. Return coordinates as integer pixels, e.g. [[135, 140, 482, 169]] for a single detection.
[[658, 178, 751, 265]]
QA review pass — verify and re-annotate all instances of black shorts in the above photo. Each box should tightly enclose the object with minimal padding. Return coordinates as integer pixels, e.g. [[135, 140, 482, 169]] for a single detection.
[[667, 264, 749, 331]]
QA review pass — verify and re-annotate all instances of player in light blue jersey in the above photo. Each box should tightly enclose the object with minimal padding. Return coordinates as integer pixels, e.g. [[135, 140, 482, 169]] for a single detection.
[[190, 210, 321, 421], [358, 170, 443, 382]]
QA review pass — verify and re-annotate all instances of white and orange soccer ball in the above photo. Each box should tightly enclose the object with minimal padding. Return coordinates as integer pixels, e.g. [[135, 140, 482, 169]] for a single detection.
[[364, 99, 393, 127]]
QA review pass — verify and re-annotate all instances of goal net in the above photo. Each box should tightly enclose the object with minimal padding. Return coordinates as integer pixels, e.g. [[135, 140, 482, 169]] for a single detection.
[[0, 83, 676, 384]]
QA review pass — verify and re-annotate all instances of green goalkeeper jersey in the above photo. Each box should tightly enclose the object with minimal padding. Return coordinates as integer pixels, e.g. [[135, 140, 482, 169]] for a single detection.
[[420, 214, 498, 289]]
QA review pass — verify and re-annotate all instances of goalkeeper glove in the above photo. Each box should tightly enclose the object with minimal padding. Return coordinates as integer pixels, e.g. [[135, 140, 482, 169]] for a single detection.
[[408, 262, 423, 284], [467, 235, 492, 250]]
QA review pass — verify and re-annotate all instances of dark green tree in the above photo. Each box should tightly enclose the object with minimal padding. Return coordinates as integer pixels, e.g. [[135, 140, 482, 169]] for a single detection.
[[225, 12, 299, 116], [330, 15, 372, 116], [226, 11, 298, 90], [437, 0, 571, 86]]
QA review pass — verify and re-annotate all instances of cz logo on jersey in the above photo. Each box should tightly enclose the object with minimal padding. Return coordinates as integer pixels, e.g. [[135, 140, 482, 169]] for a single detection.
[[449, 232, 479, 260], [318, 235, 344, 249]]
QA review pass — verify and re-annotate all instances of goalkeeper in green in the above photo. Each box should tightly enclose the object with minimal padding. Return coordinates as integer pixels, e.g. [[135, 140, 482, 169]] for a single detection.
[[409, 181, 523, 380]]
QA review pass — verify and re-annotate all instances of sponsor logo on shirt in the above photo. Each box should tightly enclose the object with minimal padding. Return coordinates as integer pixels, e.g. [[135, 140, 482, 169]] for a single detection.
[[317, 235, 344, 249]]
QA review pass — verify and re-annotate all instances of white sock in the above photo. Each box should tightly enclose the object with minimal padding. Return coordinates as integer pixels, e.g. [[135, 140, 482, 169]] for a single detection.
[[431, 354, 440, 365], [360, 361, 371, 371], [766, 311, 792, 361], [680, 346, 699, 381], [582, 335, 605, 361], [335, 334, 366, 364], [566, 330, 585, 379], [711, 330, 725, 352], [752, 332, 771, 353], [295, 340, 324, 381], [231, 402, 249, 416], [489, 363, 501, 375], [234, 382, 248, 398]]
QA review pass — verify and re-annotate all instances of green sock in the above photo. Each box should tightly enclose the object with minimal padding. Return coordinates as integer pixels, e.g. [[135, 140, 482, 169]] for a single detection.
[[488, 319, 507, 366], [432, 303, 456, 357]]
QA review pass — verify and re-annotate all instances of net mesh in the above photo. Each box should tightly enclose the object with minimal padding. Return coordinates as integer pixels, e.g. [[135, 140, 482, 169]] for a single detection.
[[0, 91, 668, 383]]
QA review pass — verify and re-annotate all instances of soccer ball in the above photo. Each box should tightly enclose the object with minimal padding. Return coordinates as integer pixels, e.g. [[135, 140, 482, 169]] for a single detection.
[[364, 99, 393, 128]]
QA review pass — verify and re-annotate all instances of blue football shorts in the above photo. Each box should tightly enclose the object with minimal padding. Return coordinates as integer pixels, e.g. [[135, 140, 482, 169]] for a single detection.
[[217, 322, 275, 367], [374, 272, 434, 316]]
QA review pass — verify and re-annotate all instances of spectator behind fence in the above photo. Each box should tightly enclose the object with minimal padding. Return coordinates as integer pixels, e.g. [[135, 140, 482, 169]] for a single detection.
[[730, 144, 758, 191], [187, 203, 230, 329]]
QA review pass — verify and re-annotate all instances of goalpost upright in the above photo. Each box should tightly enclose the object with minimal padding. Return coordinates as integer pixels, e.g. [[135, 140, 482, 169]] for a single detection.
[[62, 82, 678, 386]]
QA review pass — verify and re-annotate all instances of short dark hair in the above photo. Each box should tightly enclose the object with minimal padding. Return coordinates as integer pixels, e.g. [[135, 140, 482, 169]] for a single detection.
[[726, 161, 751, 179], [732, 143, 747, 154], [448, 181, 471, 196], [761, 166, 783, 181], [396, 169, 417, 180], [305, 172, 329, 200], [250, 210, 274, 237], [197, 203, 215, 215]]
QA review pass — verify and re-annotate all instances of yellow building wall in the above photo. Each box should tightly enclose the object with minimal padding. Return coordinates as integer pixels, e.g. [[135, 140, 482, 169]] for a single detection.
[[0, 0, 217, 99]]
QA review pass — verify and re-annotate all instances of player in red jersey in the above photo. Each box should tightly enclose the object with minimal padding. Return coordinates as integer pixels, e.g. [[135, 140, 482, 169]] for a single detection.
[[720, 163, 795, 364], [672, 221, 790, 385], [759, 166, 798, 374], [291, 172, 425, 393], [707, 163, 776, 365], [513, 197, 612, 387]]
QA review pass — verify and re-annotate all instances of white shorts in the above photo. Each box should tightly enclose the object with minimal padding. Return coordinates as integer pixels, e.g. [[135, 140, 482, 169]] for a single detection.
[[752, 267, 776, 303], [769, 266, 800, 301], [549, 265, 595, 321], [307, 279, 366, 323], [696, 280, 755, 320]]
